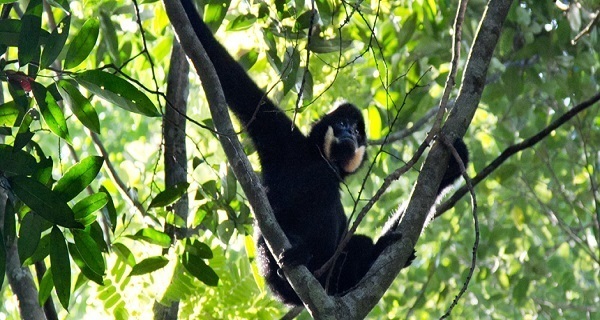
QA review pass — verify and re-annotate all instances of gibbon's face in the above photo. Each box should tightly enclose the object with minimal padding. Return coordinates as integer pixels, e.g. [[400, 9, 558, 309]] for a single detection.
[[321, 104, 366, 174]]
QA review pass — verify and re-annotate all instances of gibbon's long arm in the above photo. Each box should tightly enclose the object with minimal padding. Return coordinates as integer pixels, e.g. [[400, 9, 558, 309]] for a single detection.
[[180, 0, 305, 160]]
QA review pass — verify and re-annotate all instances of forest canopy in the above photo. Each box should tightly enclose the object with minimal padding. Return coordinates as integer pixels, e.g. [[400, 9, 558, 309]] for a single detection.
[[0, 0, 599, 319]]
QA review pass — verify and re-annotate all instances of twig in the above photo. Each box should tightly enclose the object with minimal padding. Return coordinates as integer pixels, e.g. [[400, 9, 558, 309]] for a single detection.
[[428, 0, 468, 142], [131, 0, 163, 114], [435, 91, 600, 218], [571, 9, 600, 45], [89, 131, 149, 219], [368, 107, 437, 145], [439, 134, 478, 319], [165, 0, 333, 315]]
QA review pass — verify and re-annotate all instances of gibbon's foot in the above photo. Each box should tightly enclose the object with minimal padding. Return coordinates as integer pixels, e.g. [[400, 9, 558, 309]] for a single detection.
[[405, 250, 417, 268], [439, 137, 469, 193], [278, 246, 313, 268], [276, 267, 285, 279], [375, 231, 416, 268]]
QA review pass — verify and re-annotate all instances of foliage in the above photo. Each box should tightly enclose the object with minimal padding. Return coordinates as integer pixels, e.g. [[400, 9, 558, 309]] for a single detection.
[[1, 0, 599, 319]]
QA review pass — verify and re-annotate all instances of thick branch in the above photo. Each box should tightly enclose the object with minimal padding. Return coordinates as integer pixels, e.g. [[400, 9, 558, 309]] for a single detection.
[[0, 176, 46, 320], [162, 0, 334, 316], [340, 1, 514, 318], [153, 40, 190, 320], [163, 40, 190, 238]]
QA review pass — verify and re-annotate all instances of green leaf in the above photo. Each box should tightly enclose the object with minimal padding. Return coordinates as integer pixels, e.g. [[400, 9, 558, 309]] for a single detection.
[[308, 36, 352, 53], [512, 277, 530, 302], [295, 10, 316, 30], [281, 47, 300, 95], [496, 163, 518, 184], [75, 70, 160, 117], [396, 13, 418, 49], [112, 242, 136, 267], [0, 19, 23, 47], [0, 101, 21, 126], [40, 15, 70, 69], [315, 0, 333, 24], [50, 226, 71, 310], [300, 69, 313, 101], [53, 156, 104, 201], [222, 165, 236, 203], [203, 0, 231, 32], [23, 233, 51, 265], [57, 80, 100, 133], [238, 50, 258, 70], [13, 131, 34, 151], [257, 2, 269, 19], [31, 82, 70, 142], [73, 193, 108, 225], [9, 175, 82, 228], [89, 221, 108, 253], [182, 252, 219, 286], [18, 212, 44, 263], [0, 144, 38, 176], [99, 11, 120, 65], [31, 150, 53, 185], [128, 256, 169, 276], [217, 220, 235, 243], [127, 228, 171, 248], [68, 242, 104, 285], [226, 14, 257, 31], [13, 111, 34, 151], [185, 239, 213, 259], [72, 229, 105, 276], [148, 182, 189, 208], [18, 0, 43, 66], [367, 106, 382, 140], [7, 78, 29, 110], [45, 0, 70, 12], [64, 18, 99, 69], [38, 268, 53, 306], [99, 186, 117, 232]]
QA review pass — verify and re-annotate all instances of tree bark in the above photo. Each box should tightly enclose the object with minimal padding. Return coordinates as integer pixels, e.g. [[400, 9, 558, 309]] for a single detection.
[[1, 176, 47, 320], [162, 0, 334, 317], [163, 0, 514, 318], [153, 40, 190, 320], [341, 0, 514, 318]]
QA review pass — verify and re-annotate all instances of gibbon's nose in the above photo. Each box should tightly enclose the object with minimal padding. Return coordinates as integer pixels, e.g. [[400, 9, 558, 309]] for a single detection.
[[334, 124, 358, 144]]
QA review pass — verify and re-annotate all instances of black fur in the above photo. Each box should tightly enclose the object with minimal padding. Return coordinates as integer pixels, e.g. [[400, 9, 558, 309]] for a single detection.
[[180, 0, 468, 306]]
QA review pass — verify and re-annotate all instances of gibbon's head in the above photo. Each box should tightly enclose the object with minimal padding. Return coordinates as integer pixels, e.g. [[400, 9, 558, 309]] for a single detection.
[[310, 102, 367, 175]]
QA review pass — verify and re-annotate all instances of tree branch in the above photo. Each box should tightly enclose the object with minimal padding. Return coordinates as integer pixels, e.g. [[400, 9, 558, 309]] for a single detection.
[[571, 9, 600, 45], [162, 0, 334, 317], [340, 1, 514, 318], [153, 40, 190, 320], [435, 91, 600, 218], [0, 176, 47, 320]]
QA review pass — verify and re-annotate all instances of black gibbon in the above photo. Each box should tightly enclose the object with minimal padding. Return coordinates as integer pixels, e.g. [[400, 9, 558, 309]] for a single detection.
[[180, 0, 468, 306]]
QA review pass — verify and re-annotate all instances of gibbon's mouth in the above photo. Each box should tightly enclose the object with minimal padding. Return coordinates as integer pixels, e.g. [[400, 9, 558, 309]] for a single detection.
[[336, 136, 358, 150]]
